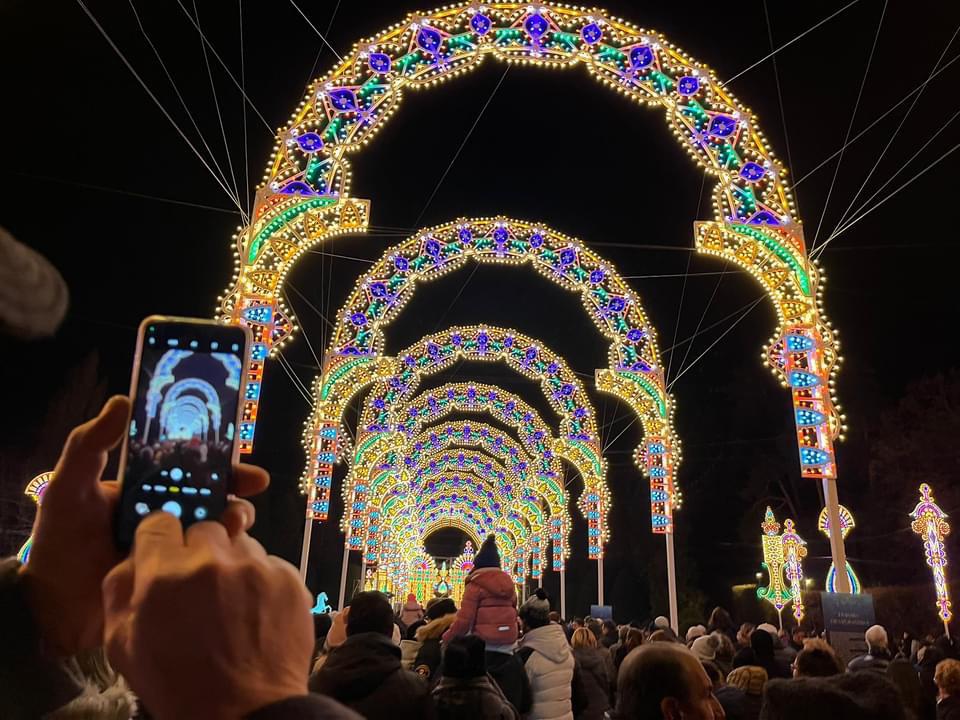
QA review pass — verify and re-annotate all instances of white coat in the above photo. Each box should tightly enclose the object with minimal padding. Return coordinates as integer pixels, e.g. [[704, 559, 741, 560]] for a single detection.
[[519, 622, 575, 720]]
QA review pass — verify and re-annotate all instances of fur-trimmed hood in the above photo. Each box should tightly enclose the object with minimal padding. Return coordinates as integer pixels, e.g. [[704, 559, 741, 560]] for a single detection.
[[416, 612, 457, 641]]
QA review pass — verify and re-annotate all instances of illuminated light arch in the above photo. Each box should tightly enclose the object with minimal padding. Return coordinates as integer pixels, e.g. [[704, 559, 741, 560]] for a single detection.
[[215, 0, 851, 595], [341, 325, 611, 560], [356, 383, 570, 568], [160, 395, 211, 441], [156, 379, 222, 443]]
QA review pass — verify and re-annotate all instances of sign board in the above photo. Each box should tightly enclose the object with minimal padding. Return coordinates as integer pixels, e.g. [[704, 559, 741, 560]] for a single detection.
[[590, 604, 613, 621], [820, 592, 875, 665]]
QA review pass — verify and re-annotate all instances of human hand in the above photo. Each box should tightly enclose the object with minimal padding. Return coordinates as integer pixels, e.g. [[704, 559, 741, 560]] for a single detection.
[[20, 395, 270, 656], [103, 512, 313, 719]]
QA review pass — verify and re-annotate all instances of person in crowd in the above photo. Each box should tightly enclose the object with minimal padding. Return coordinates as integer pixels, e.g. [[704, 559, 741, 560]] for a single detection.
[[725, 665, 767, 720], [412, 597, 458, 679], [609, 625, 630, 664], [431, 635, 519, 720], [570, 628, 613, 720], [922, 644, 949, 720], [313, 608, 349, 672], [736, 623, 755, 650], [400, 592, 425, 628], [847, 624, 893, 674], [1, 397, 356, 719], [787, 627, 807, 653], [615, 629, 647, 671], [309, 591, 433, 719], [686, 625, 707, 645], [443, 535, 519, 652], [887, 651, 921, 719], [702, 660, 745, 720], [600, 620, 618, 649], [587, 619, 603, 643], [712, 631, 736, 677], [400, 618, 426, 670], [312, 613, 333, 667], [707, 607, 737, 644], [936, 658, 960, 720], [690, 635, 720, 667], [756, 623, 796, 669], [614, 643, 724, 719], [518, 588, 578, 719], [791, 639, 842, 677], [761, 669, 908, 720], [732, 629, 788, 680]]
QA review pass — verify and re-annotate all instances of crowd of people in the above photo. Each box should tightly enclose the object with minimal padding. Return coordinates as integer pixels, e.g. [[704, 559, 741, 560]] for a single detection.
[[2, 397, 959, 719]]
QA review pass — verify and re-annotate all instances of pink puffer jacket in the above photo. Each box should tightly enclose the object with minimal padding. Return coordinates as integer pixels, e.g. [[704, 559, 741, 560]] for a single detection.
[[442, 567, 518, 647]]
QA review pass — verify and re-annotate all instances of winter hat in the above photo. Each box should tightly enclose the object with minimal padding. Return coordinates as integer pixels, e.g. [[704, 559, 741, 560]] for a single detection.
[[426, 597, 457, 620], [654, 616, 670, 630], [757, 622, 779, 638], [519, 588, 551, 626], [473, 535, 501, 569], [686, 624, 707, 643], [441, 635, 488, 679], [407, 593, 418, 604], [691, 634, 719, 662], [726, 665, 768, 695]]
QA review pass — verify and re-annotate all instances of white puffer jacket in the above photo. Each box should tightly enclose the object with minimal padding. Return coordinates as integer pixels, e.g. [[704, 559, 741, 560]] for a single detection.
[[520, 622, 575, 720]]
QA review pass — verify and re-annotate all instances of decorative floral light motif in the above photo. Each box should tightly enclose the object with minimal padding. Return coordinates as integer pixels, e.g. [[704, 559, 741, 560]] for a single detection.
[[818, 505, 861, 594], [781, 519, 807, 622], [16, 472, 52, 564], [911, 483, 953, 629], [757, 507, 791, 615]]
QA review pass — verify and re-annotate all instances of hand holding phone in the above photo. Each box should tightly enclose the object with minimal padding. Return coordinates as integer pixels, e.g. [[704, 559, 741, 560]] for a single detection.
[[115, 316, 251, 549]]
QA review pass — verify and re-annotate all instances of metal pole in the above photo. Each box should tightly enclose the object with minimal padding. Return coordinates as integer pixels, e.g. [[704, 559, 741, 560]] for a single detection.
[[298, 516, 314, 582], [560, 568, 567, 620], [338, 546, 351, 611], [945, 620, 952, 640], [666, 532, 679, 634], [778, 607, 784, 631], [822, 478, 851, 593], [538, 574, 543, 589], [597, 557, 604, 607]]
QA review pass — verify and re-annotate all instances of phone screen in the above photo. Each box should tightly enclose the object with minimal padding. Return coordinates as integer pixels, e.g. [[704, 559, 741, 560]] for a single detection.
[[116, 319, 249, 548]]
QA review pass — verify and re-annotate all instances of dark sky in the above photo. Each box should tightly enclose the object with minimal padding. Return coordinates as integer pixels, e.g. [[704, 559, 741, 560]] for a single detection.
[[2, 0, 958, 620]]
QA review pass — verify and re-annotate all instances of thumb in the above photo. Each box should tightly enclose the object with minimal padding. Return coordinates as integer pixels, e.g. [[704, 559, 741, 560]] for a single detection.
[[50, 396, 130, 497]]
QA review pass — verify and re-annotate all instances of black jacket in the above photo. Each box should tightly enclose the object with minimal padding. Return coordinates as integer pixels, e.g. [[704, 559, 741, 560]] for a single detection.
[[572, 647, 612, 720], [485, 650, 532, 715], [309, 631, 435, 720], [431, 674, 520, 720], [760, 671, 908, 720], [939, 696, 960, 720]]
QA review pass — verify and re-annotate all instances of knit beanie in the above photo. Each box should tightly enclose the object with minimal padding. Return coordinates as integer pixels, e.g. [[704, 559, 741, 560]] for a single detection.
[[654, 616, 670, 630], [442, 635, 488, 679], [473, 535, 501, 569], [686, 624, 707, 643], [726, 665, 768, 695], [691, 634, 718, 662], [519, 588, 551, 627], [426, 597, 457, 620]]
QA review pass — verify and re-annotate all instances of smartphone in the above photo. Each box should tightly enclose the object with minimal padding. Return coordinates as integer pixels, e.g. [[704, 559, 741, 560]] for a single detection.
[[115, 316, 251, 550]]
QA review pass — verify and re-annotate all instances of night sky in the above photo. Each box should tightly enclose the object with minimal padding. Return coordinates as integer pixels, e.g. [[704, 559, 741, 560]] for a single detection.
[[2, 0, 959, 622]]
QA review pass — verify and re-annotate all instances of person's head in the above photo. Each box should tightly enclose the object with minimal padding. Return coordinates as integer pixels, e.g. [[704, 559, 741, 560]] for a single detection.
[[519, 588, 552, 630], [700, 660, 724, 690], [935, 658, 960, 699], [549, 611, 562, 624], [441, 635, 488, 679], [313, 613, 333, 645], [791, 627, 807, 646], [736, 622, 755, 647], [707, 607, 733, 632], [572, 616, 584, 628], [793, 639, 842, 677], [346, 591, 394, 637], [473, 534, 501, 569], [690, 635, 718, 664], [626, 628, 645, 650], [405, 619, 426, 640], [587, 619, 603, 640], [619, 625, 630, 642], [749, 628, 775, 663], [616, 643, 724, 720], [864, 624, 888, 653], [726, 665, 768, 696], [602, 619, 617, 637], [406, 593, 417, 604], [572, 627, 598, 649], [686, 624, 707, 644], [654, 616, 671, 631], [425, 597, 457, 621]]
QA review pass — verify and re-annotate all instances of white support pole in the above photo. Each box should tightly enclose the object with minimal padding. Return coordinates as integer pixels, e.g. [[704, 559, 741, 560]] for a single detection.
[[538, 574, 543, 589], [560, 568, 567, 620], [597, 557, 604, 607], [822, 478, 851, 593], [666, 532, 679, 634], [338, 546, 351, 611], [299, 516, 314, 582]]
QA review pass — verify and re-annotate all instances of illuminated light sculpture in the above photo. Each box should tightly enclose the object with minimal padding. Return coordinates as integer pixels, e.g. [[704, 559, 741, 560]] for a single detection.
[[16, 472, 52, 564], [781, 519, 808, 623], [311, 592, 332, 615], [757, 507, 791, 628], [213, 1, 855, 618], [910, 483, 953, 637], [818, 505, 861, 594]]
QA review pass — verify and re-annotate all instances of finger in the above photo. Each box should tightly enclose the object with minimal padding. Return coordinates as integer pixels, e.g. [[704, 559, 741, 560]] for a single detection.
[[231, 463, 270, 498], [133, 511, 184, 567], [232, 531, 269, 560], [184, 520, 231, 554], [51, 396, 131, 495], [102, 558, 135, 619], [221, 497, 255, 536]]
